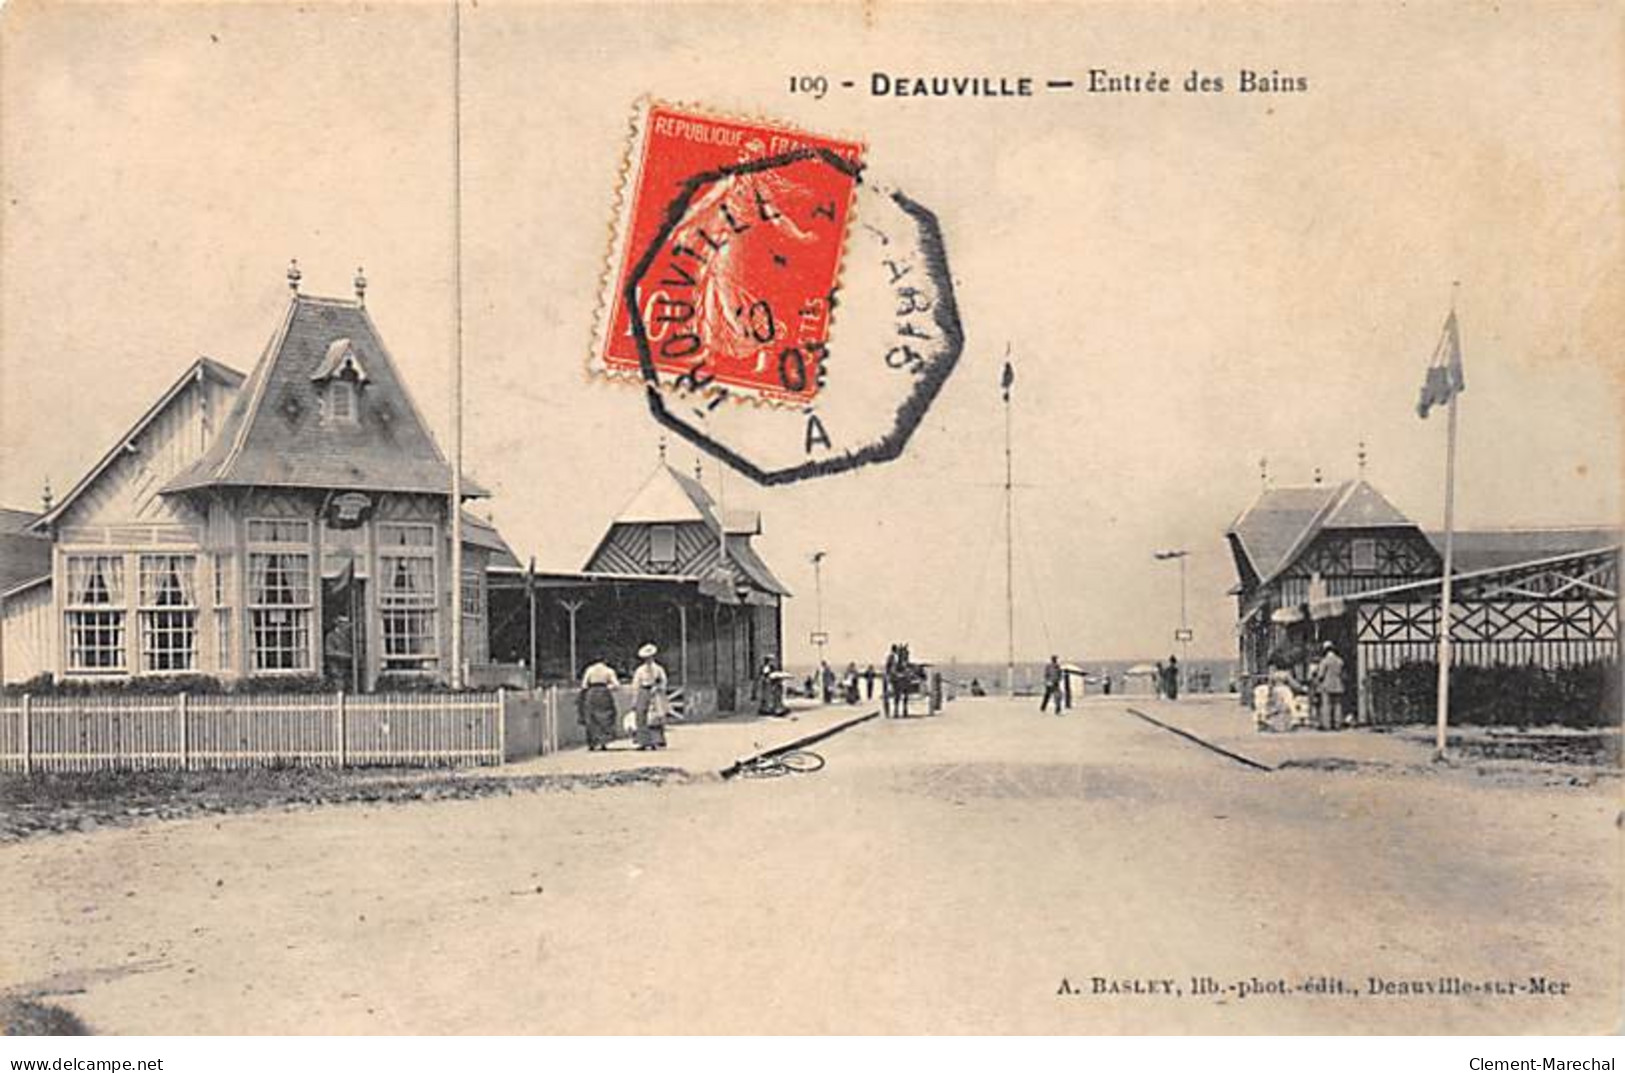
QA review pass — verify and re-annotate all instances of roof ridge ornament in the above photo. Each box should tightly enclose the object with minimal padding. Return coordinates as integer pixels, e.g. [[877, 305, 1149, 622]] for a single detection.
[[287, 258, 302, 293], [354, 266, 367, 306]]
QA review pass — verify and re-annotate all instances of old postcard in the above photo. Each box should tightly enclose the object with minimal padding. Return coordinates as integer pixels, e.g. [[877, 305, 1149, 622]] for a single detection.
[[0, 0, 1620, 1042]]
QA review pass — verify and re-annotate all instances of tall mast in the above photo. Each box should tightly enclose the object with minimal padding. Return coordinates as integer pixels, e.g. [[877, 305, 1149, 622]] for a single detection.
[[448, 0, 465, 689], [1002, 348, 1015, 696], [1434, 284, 1463, 760]]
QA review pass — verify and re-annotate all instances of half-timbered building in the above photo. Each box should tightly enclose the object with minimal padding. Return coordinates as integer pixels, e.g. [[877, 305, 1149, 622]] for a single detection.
[[0, 278, 509, 690], [494, 463, 788, 713], [1227, 477, 1620, 717]]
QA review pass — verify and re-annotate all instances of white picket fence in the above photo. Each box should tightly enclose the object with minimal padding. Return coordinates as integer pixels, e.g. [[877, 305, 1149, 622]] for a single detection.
[[0, 691, 506, 773]]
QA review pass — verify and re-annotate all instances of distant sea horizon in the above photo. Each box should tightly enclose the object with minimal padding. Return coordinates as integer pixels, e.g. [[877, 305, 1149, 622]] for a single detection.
[[785, 656, 1240, 695]]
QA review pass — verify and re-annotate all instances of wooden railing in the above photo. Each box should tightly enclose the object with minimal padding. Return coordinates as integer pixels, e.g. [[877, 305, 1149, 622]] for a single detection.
[[0, 691, 505, 774]]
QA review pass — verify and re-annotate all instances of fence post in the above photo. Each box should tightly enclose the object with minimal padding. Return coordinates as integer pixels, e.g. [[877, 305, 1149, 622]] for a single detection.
[[21, 693, 32, 776], [497, 687, 508, 765], [546, 686, 557, 755], [337, 692, 348, 768], [540, 687, 550, 756], [179, 692, 190, 770]]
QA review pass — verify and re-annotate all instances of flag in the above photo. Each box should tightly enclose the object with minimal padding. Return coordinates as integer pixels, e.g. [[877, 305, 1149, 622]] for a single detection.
[[1001, 360, 1015, 401], [332, 556, 356, 601], [1416, 310, 1465, 419]]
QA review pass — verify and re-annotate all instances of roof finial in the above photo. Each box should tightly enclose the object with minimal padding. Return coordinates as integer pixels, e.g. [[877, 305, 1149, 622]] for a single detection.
[[658, 434, 667, 465], [40, 476, 52, 513], [693, 455, 703, 482], [1258, 456, 1269, 490], [1313, 466, 1323, 486], [1357, 439, 1368, 477], [286, 258, 302, 293], [354, 266, 367, 305]]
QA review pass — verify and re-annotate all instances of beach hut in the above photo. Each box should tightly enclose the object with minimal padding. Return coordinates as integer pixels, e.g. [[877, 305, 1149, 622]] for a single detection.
[[1123, 663, 1160, 695]]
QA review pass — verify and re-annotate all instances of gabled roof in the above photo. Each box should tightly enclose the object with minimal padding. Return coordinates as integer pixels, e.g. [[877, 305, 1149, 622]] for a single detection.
[[163, 295, 485, 498], [1323, 480, 1411, 529], [588, 464, 789, 596], [612, 464, 760, 534], [1430, 527, 1621, 574], [0, 507, 42, 535], [724, 535, 789, 597], [34, 357, 246, 531], [0, 505, 50, 594], [614, 466, 710, 525], [1227, 484, 1342, 583], [460, 510, 522, 572], [1227, 479, 1415, 587]]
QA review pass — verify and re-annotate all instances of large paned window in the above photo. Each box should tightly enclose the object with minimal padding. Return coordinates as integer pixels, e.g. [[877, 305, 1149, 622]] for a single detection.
[[66, 555, 126, 671], [461, 566, 487, 665], [379, 522, 438, 671], [247, 519, 313, 672], [138, 555, 198, 671], [214, 553, 234, 673]]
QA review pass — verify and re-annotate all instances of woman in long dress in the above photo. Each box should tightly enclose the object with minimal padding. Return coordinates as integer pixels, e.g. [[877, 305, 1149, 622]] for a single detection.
[[578, 659, 621, 750], [631, 643, 670, 751]]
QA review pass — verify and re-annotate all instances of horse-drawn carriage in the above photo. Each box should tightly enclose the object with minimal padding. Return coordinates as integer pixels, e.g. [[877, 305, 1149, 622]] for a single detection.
[[883, 643, 942, 717]]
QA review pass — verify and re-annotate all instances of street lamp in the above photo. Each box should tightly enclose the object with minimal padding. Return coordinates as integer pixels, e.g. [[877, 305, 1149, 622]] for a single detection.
[[810, 551, 828, 666], [1153, 549, 1192, 685]]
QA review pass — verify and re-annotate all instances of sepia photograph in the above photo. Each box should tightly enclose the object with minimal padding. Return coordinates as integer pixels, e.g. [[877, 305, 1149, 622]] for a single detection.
[[0, 0, 1619, 1053]]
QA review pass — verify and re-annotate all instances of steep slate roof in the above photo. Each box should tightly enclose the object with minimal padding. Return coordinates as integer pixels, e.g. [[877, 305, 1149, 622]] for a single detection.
[[0, 508, 42, 534], [1430, 527, 1621, 574], [164, 295, 486, 498], [0, 507, 51, 593], [34, 358, 246, 531], [1227, 484, 1341, 583], [1227, 479, 1416, 589]]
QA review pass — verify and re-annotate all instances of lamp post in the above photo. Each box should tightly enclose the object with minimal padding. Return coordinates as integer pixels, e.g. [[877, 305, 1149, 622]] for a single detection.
[[1153, 549, 1191, 685], [810, 551, 827, 667]]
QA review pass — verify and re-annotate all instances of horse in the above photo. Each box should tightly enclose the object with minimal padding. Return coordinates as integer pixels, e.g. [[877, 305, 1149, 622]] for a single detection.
[[884, 643, 922, 718]]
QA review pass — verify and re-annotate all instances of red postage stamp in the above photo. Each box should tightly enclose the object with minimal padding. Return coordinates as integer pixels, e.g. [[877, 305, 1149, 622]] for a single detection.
[[592, 101, 864, 405]]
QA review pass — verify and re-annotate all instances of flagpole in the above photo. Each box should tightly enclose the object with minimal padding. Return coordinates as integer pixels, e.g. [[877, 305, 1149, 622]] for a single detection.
[[1002, 348, 1015, 698], [527, 557, 538, 692], [1434, 287, 1461, 760], [448, 0, 465, 690], [349, 552, 360, 695], [1434, 392, 1459, 758]]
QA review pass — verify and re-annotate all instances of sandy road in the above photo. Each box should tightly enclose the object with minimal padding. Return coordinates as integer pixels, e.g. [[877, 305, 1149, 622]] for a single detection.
[[2, 697, 1618, 1034]]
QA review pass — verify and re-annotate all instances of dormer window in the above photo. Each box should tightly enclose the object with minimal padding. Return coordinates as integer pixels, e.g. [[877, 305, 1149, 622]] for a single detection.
[[311, 338, 369, 427], [328, 380, 357, 424]]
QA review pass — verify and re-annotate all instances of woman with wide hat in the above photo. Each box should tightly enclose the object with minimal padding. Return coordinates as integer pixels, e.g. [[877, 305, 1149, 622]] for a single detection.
[[630, 642, 670, 750]]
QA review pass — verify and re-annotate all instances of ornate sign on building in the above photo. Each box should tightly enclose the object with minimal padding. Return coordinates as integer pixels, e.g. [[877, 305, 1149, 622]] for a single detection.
[[326, 492, 375, 530]]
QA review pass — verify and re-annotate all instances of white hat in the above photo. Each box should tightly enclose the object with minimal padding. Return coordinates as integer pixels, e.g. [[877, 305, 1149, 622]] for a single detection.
[[638, 643, 658, 659]]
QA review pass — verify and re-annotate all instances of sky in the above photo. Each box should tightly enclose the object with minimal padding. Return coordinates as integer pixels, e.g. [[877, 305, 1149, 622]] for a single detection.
[[2, 1, 1620, 664]]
